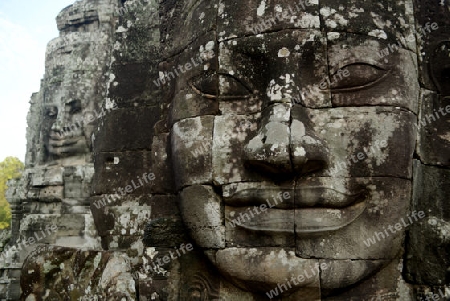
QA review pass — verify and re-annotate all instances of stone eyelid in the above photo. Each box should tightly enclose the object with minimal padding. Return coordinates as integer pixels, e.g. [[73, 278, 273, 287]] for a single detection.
[[329, 62, 390, 92]]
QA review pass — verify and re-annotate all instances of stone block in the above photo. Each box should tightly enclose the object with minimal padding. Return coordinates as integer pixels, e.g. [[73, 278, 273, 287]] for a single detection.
[[20, 246, 136, 300], [179, 185, 225, 248], [417, 91, 450, 166], [405, 161, 450, 285], [92, 150, 154, 195], [171, 116, 215, 189]]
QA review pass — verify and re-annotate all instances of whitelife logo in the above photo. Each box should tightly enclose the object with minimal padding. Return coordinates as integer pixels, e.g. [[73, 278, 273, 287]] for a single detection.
[[228, 192, 292, 228], [363, 211, 425, 247], [265, 262, 329, 299], [153, 42, 216, 87], [0, 224, 58, 261], [131, 243, 194, 279], [93, 172, 156, 209]]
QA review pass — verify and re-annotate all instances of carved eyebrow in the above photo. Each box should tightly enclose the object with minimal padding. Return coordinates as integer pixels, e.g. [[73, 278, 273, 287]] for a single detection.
[[190, 83, 253, 100], [66, 99, 81, 105], [189, 73, 254, 100], [44, 103, 59, 107]]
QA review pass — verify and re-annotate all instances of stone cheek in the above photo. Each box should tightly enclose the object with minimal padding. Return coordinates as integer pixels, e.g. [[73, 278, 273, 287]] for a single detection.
[[180, 185, 225, 248], [171, 116, 215, 189], [212, 114, 262, 185]]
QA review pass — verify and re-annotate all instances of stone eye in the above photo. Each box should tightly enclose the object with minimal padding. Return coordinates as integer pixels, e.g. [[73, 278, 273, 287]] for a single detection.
[[46, 107, 58, 117], [218, 74, 252, 98], [68, 99, 82, 114], [330, 63, 389, 92], [190, 74, 218, 96], [190, 73, 252, 99]]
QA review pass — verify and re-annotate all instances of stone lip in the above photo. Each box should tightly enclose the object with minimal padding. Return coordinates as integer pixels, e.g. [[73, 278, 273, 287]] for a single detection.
[[48, 137, 80, 146], [228, 201, 366, 235], [223, 184, 367, 209], [294, 201, 367, 234], [224, 181, 368, 234]]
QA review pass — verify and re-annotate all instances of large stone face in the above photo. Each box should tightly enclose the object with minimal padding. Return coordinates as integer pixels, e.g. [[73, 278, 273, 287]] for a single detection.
[[0, 0, 448, 300]]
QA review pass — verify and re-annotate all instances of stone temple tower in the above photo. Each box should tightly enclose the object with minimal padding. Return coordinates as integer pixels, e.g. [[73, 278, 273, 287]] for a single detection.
[[1, 1, 118, 299]]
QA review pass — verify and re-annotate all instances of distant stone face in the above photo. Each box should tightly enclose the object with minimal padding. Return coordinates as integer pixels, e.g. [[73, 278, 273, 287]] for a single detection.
[[1, 1, 118, 300], [3, 0, 449, 300], [39, 3, 116, 164]]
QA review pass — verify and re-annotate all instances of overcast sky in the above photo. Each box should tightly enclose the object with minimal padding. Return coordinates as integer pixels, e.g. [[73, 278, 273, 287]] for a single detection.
[[0, 0, 75, 163]]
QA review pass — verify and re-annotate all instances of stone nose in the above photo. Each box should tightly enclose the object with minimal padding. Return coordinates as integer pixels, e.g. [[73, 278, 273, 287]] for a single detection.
[[289, 106, 330, 174], [50, 102, 72, 132], [244, 103, 329, 177], [51, 119, 63, 131]]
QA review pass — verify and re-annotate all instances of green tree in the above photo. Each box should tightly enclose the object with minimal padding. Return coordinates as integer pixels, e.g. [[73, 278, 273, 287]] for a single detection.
[[0, 157, 24, 229]]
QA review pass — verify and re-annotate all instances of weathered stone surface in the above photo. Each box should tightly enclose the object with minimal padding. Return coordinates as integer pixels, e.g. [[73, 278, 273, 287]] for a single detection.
[[179, 185, 225, 248], [20, 245, 135, 300], [225, 204, 295, 247], [413, 286, 450, 301], [218, 30, 330, 109], [417, 91, 450, 166], [4, 0, 449, 299], [320, 0, 416, 51], [30, 167, 64, 186], [322, 260, 413, 301], [178, 250, 220, 300], [90, 194, 155, 250], [214, 248, 321, 296], [413, 0, 450, 91], [143, 217, 188, 248], [112, 0, 160, 66], [150, 133, 175, 194], [212, 114, 261, 185], [160, 0, 218, 57], [171, 116, 215, 189], [94, 106, 161, 152], [291, 106, 416, 178], [405, 161, 450, 285], [92, 150, 155, 195], [3, 0, 117, 298], [162, 32, 220, 125], [217, 0, 320, 38]]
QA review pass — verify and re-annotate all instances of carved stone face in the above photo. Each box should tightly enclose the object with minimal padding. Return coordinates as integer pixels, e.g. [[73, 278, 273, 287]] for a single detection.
[[43, 90, 90, 159], [40, 35, 102, 163], [170, 0, 419, 297]]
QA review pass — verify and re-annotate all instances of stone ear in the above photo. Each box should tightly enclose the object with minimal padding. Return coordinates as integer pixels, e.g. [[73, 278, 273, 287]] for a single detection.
[[430, 41, 450, 96]]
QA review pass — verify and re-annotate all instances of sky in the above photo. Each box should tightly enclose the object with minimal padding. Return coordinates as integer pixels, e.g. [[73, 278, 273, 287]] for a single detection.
[[0, 0, 76, 163]]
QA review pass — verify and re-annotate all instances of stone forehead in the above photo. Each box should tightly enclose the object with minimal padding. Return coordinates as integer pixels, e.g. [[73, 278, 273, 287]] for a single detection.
[[219, 0, 415, 28], [162, 0, 416, 56]]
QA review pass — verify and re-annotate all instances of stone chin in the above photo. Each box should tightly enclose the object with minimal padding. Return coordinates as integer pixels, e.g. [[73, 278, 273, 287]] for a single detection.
[[199, 247, 387, 295], [208, 248, 320, 294], [179, 185, 391, 295]]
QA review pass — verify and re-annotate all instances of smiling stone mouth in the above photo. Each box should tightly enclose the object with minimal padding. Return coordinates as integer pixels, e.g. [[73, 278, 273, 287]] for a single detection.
[[49, 139, 79, 147], [226, 201, 366, 235], [223, 183, 367, 209], [224, 181, 368, 235]]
